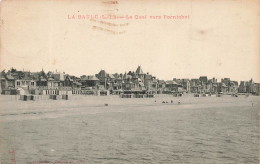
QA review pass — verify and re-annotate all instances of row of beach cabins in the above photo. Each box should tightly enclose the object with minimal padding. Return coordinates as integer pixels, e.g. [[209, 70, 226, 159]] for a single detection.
[[15, 90, 244, 102], [17, 90, 155, 101], [19, 94, 69, 101]]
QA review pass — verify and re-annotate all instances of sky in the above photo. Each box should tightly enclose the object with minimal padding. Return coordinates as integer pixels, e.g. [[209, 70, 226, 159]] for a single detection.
[[0, 0, 259, 82]]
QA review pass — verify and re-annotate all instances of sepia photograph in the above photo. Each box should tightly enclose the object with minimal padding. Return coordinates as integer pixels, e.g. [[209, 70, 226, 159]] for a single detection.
[[0, 0, 259, 163]]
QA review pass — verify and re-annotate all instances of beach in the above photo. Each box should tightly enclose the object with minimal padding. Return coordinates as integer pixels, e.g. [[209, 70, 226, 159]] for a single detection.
[[0, 94, 259, 163]]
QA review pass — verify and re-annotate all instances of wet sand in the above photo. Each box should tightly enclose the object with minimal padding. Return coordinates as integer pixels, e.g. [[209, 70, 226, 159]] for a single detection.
[[0, 94, 259, 163]]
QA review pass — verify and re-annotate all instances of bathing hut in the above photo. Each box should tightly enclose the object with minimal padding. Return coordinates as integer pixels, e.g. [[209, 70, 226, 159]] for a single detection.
[[20, 95, 29, 101], [2, 88, 17, 95], [62, 95, 69, 100]]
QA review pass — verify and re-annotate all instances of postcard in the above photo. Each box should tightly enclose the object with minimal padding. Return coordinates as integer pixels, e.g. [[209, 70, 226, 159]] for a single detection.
[[0, 0, 259, 163]]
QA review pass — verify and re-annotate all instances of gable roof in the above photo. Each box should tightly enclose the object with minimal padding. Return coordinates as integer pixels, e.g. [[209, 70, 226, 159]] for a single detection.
[[108, 74, 115, 79], [81, 75, 99, 81], [136, 66, 143, 74], [158, 80, 165, 84], [166, 80, 178, 85], [64, 75, 73, 81], [40, 76, 47, 81], [6, 75, 15, 80]]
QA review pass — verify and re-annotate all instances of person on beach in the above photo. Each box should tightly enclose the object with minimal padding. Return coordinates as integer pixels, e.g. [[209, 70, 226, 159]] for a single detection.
[[178, 100, 180, 104]]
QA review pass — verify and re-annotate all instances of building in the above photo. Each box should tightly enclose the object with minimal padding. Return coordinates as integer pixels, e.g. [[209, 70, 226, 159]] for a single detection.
[[181, 79, 190, 93], [217, 83, 228, 93], [165, 80, 181, 93], [238, 81, 247, 93], [190, 79, 201, 93], [96, 70, 115, 90], [80, 75, 100, 89], [254, 83, 260, 95], [14, 72, 37, 93], [135, 65, 145, 82], [158, 80, 166, 94], [1, 67, 259, 96], [111, 73, 123, 93]]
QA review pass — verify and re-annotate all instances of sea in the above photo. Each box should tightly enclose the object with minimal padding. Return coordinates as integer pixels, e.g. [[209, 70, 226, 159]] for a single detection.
[[0, 94, 259, 164]]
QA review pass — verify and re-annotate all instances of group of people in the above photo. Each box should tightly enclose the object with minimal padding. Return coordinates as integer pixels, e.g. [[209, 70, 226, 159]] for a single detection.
[[157, 100, 181, 104]]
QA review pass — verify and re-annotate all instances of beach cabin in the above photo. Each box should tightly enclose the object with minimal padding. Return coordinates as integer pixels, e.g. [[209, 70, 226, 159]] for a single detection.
[[20, 95, 30, 101], [194, 93, 200, 97], [120, 90, 147, 98], [1, 88, 17, 95], [146, 94, 155, 98], [100, 90, 110, 96], [62, 95, 69, 100], [217, 92, 223, 97]]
